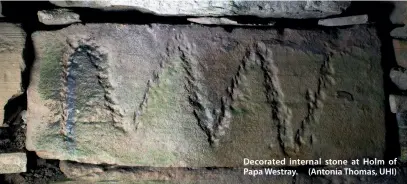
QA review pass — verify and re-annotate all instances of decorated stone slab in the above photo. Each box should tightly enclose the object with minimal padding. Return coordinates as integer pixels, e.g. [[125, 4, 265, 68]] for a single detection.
[[27, 24, 385, 167]]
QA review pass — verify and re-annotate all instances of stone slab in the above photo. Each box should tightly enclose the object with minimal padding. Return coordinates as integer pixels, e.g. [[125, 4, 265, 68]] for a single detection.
[[38, 9, 81, 25], [0, 153, 27, 174], [0, 23, 24, 126], [391, 26, 407, 40], [27, 24, 386, 167], [50, 0, 350, 19], [187, 17, 275, 26], [318, 15, 368, 27]]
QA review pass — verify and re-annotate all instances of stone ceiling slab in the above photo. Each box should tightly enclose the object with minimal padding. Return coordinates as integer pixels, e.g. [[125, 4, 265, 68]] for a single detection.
[[50, 0, 350, 19]]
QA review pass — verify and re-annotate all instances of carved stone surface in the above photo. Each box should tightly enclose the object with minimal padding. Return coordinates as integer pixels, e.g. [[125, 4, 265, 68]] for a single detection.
[[27, 24, 385, 167], [0, 23, 24, 126]]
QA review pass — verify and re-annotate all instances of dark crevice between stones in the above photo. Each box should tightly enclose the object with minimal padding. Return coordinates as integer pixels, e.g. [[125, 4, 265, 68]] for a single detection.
[[370, 1, 402, 163]]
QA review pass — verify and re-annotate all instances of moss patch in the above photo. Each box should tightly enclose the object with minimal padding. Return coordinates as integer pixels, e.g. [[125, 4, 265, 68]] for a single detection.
[[38, 42, 64, 100]]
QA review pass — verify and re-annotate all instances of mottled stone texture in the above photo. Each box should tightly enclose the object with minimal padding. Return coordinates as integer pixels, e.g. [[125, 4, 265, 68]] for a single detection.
[[0, 153, 27, 174], [393, 39, 407, 69], [0, 23, 24, 126], [27, 24, 385, 167], [51, 0, 350, 19]]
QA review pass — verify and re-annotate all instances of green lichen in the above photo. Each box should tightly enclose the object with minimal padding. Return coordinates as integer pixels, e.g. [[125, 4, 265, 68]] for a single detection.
[[38, 42, 64, 100]]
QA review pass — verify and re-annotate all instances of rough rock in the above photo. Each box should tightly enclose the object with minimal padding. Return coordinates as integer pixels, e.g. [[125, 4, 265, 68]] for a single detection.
[[393, 39, 407, 69], [38, 9, 81, 25], [0, 23, 25, 126], [390, 68, 407, 90], [27, 24, 385, 167], [318, 15, 368, 27], [0, 153, 27, 174], [187, 17, 275, 26], [389, 95, 407, 113], [50, 0, 350, 19]]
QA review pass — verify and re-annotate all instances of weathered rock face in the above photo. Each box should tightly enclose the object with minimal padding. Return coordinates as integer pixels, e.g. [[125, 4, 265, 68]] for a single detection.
[[50, 0, 350, 19], [0, 23, 25, 126], [27, 24, 385, 167], [0, 153, 27, 174]]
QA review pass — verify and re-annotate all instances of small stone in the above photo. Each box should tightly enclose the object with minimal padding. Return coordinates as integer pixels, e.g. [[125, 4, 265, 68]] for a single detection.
[[318, 15, 368, 27], [187, 17, 275, 26], [391, 26, 407, 40], [393, 39, 407, 69], [390, 68, 407, 90], [389, 95, 407, 113], [0, 153, 27, 174], [38, 9, 80, 25]]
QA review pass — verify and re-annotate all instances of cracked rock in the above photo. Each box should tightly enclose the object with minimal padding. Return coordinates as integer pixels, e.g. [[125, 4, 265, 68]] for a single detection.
[[38, 9, 81, 25], [50, 0, 350, 19]]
